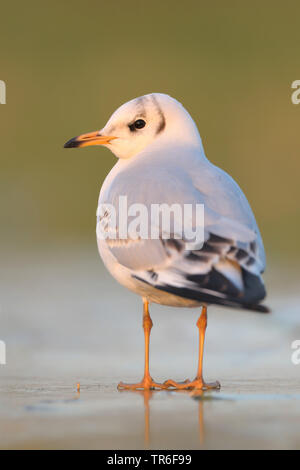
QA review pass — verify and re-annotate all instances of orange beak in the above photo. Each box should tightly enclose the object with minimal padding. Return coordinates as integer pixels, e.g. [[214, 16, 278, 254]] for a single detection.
[[64, 130, 117, 148]]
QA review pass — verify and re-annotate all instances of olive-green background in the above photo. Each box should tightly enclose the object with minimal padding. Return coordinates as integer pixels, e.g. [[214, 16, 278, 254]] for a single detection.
[[1, 0, 299, 261]]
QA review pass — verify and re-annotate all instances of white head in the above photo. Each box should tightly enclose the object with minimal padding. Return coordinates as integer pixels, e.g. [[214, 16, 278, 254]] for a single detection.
[[64, 93, 203, 159]]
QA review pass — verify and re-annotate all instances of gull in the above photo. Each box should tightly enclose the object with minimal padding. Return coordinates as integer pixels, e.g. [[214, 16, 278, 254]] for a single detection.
[[64, 93, 269, 391]]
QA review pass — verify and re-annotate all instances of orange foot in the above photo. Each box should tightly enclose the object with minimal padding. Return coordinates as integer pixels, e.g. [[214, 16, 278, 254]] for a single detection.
[[164, 378, 221, 391], [118, 376, 167, 391]]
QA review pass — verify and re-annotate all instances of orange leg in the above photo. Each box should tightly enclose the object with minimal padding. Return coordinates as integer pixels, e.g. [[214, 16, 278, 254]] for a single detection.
[[118, 300, 166, 390], [164, 306, 221, 390]]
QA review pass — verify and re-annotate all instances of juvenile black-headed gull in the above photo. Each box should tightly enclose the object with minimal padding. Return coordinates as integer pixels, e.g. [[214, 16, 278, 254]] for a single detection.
[[64, 93, 269, 391]]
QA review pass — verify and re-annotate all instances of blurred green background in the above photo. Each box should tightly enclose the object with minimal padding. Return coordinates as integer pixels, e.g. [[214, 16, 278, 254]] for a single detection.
[[1, 0, 299, 261], [1, 2, 300, 450]]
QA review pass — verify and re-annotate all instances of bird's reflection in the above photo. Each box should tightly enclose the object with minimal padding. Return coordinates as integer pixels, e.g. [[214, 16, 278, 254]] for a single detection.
[[119, 389, 153, 446], [118, 388, 212, 447], [191, 390, 205, 445], [142, 390, 152, 445]]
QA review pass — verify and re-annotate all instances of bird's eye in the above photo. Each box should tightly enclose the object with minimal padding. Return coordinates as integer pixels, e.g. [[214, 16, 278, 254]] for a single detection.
[[129, 119, 146, 131], [134, 119, 146, 129]]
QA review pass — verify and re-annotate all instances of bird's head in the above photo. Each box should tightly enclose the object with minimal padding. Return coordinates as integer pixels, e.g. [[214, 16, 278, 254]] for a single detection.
[[64, 93, 202, 159]]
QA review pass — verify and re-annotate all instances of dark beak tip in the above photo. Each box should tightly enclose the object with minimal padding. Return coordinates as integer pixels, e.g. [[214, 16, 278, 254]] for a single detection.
[[64, 137, 79, 148]]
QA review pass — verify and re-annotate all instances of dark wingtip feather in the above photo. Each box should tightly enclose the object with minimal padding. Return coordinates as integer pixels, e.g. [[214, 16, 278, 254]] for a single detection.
[[247, 303, 271, 314]]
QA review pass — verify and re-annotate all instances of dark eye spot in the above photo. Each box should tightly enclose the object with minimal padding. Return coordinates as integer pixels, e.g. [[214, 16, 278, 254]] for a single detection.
[[129, 119, 146, 131], [135, 119, 146, 129]]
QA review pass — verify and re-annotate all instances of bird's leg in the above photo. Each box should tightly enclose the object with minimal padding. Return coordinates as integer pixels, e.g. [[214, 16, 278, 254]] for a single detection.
[[164, 306, 221, 390], [118, 300, 166, 390]]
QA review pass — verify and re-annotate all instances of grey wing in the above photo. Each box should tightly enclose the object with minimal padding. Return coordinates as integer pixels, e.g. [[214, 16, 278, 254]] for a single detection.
[[99, 163, 268, 312], [133, 233, 268, 312]]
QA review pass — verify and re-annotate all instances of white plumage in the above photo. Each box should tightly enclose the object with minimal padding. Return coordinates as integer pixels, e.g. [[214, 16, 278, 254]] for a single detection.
[[94, 93, 267, 312], [65, 92, 269, 391]]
